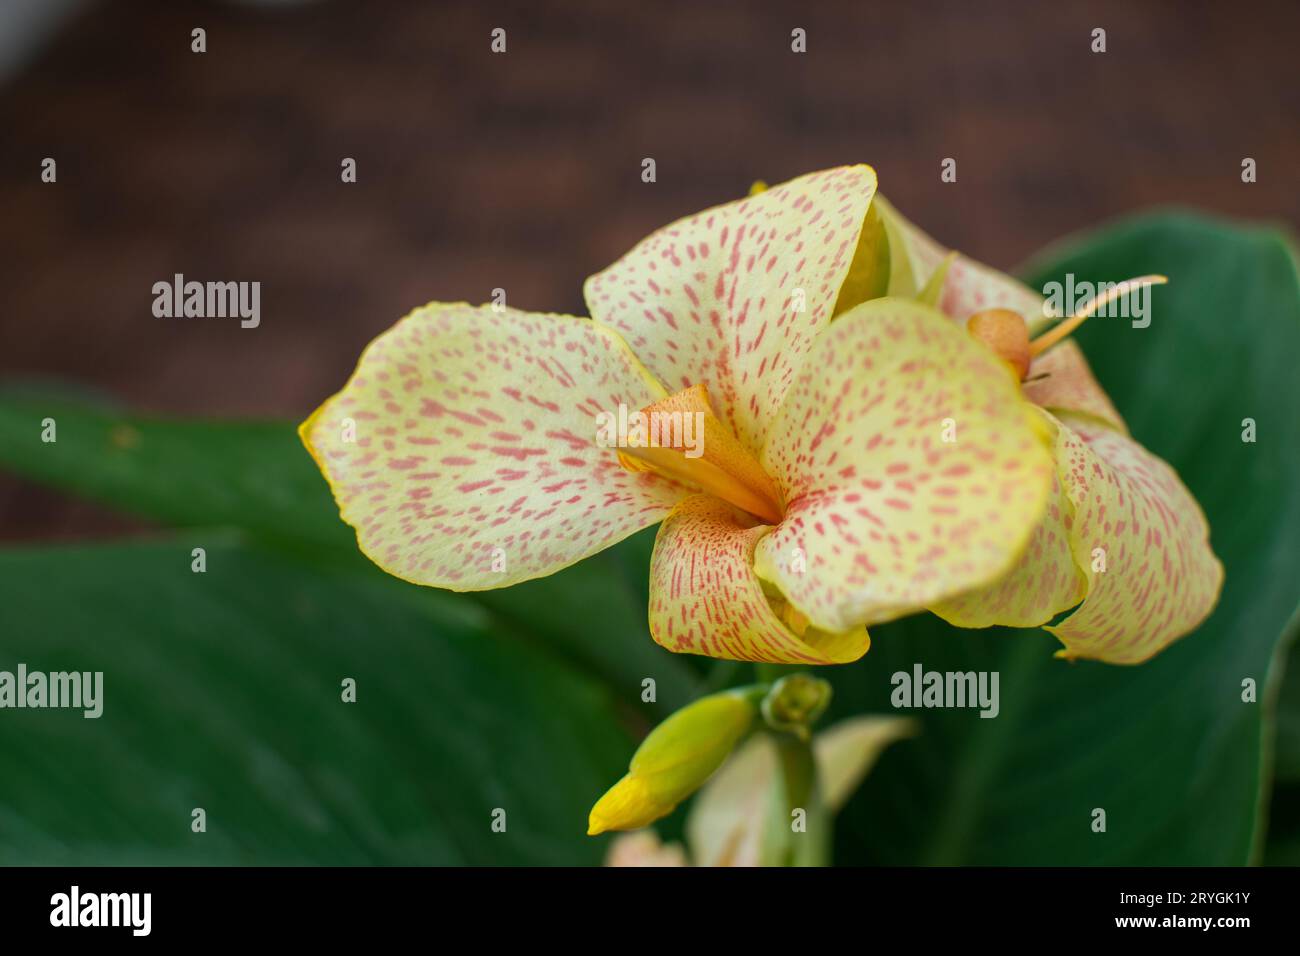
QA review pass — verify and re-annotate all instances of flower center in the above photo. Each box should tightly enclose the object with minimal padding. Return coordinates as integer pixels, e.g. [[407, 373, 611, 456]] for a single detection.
[[615, 384, 785, 525]]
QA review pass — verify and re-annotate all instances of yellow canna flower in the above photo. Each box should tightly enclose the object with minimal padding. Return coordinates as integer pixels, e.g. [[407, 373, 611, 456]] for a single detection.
[[301, 166, 1058, 665], [587, 688, 760, 835], [879, 205, 1224, 663]]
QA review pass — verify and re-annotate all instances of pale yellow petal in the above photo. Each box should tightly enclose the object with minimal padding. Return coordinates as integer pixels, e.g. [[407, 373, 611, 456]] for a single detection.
[[301, 302, 684, 590], [936, 409, 1224, 661], [648, 495, 870, 664], [931, 419, 1087, 628], [1047, 413, 1224, 663], [1023, 339, 1128, 433], [585, 166, 879, 451], [755, 298, 1055, 633]]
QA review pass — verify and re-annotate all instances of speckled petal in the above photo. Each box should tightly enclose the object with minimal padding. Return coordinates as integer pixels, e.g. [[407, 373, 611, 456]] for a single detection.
[[755, 298, 1055, 633], [648, 495, 870, 664], [1047, 412, 1223, 663], [1023, 339, 1128, 433], [876, 195, 1052, 333], [300, 302, 685, 590], [931, 422, 1086, 628], [584, 166, 878, 451]]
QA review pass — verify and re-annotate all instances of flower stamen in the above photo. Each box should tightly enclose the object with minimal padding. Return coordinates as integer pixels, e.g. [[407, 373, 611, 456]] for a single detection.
[[967, 275, 1169, 380], [1028, 274, 1168, 356], [616, 384, 785, 524]]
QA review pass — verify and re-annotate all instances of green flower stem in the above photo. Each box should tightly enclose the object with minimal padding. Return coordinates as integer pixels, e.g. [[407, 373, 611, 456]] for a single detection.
[[765, 730, 831, 867], [754, 662, 799, 684]]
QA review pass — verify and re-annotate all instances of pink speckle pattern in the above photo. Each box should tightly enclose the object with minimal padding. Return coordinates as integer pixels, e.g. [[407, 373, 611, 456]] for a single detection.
[[932, 424, 1086, 628], [584, 166, 877, 452], [937, 258, 1049, 327], [648, 495, 869, 664], [1023, 340, 1127, 433], [755, 298, 1056, 633], [298, 172, 1216, 669], [1046, 413, 1223, 663], [302, 303, 686, 589]]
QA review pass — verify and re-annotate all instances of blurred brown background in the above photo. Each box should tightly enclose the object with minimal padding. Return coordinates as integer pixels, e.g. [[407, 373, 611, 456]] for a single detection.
[[1, 0, 1297, 540]]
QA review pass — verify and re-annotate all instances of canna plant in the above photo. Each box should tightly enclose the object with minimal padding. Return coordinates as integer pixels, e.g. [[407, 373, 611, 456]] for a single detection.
[[300, 165, 1223, 849]]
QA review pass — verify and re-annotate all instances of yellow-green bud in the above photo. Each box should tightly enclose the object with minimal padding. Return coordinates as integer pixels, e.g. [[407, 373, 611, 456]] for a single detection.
[[587, 687, 760, 836]]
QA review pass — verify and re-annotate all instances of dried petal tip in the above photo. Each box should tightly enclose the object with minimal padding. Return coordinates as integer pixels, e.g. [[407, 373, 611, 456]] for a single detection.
[[967, 308, 1031, 380]]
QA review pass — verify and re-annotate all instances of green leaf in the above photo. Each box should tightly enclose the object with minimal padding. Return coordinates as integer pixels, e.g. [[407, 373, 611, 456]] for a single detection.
[[0, 394, 349, 551], [0, 393, 702, 862], [1274, 647, 1300, 785], [0, 536, 631, 864], [1263, 642, 1300, 865], [472, 532, 700, 713], [829, 211, 1300, 865], [0, 396, 700, 711]]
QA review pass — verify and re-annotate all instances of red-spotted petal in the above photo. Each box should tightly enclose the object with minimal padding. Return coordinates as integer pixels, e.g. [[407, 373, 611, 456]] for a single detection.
[[876, 195, 1052, 332], [1046, 412, 1223, 663], [755, 298, 1055, 633], [931, 433, 1086, 628], [585, 166, 878, 452], [648, 495, 870, 664], [300, 302, 685, 589], [1023, 340, 1127, 433]]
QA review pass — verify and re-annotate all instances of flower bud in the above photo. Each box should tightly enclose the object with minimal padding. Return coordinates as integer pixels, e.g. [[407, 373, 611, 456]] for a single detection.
[[761, 674, 832, 739], [587, 688, 761, 835]]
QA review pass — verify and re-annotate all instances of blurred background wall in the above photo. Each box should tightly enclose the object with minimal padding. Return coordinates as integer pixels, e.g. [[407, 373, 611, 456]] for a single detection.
[[1, 0, 1297, 540]]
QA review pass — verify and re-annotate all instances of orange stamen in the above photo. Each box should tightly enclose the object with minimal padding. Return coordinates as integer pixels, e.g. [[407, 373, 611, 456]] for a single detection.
[[616, 384, 784, 525]]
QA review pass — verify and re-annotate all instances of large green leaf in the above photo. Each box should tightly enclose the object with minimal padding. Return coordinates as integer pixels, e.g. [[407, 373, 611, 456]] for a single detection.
[[1263, 643, 1300, 864], [827, 211, 1300, 865], [0, 536, 633, 864], [0, 395, 699, 712], [0, 393, 701, 863], [0, 392, 349, 552]]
